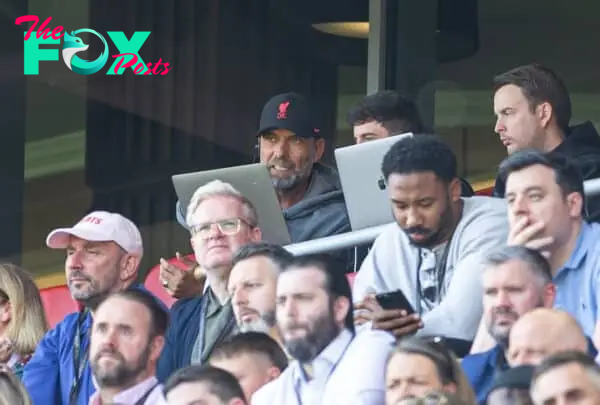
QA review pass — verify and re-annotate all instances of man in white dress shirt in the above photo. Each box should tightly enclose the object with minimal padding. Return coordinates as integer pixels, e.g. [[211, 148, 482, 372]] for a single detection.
[[252, 254, 395, 405]]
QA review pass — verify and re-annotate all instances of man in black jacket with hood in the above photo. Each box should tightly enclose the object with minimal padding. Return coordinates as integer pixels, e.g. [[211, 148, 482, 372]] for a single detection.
[[493, 63, 600, 222]]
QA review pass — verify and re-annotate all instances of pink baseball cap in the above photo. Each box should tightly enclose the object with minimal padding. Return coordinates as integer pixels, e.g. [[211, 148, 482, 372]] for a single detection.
[[46, 211, 143, 256]]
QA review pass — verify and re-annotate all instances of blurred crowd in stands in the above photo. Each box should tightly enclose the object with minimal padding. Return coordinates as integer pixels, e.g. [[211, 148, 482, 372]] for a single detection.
[[3, 63, 600, 405]]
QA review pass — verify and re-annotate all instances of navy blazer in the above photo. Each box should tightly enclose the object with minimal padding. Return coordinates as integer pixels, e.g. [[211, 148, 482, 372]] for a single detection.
[[156, 296, 204, 383]]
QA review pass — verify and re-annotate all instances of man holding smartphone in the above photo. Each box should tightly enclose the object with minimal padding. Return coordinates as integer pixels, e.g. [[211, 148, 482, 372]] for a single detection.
[[353, 135, 509, 346]]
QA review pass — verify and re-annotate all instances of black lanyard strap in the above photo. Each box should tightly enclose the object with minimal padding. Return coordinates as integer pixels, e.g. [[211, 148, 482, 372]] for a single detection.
[[134, 382, 159, 405], [69, 309, 89, 405]]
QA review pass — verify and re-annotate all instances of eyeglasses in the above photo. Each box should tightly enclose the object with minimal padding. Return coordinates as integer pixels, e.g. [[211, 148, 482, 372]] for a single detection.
[[190, 217, 254, 237]]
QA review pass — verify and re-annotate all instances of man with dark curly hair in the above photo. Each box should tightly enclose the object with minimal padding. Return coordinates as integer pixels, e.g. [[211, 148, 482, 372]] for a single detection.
[[353, 135, 508, 345]]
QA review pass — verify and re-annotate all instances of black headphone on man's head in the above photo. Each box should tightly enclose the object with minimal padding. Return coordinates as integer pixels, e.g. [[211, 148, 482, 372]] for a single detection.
[[252, 142, 260, 163]]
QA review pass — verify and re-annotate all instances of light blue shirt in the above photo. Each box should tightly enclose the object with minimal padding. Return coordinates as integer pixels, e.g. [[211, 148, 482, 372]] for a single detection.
[[553, 221, 600, 337], [251, 328, 394, 405]]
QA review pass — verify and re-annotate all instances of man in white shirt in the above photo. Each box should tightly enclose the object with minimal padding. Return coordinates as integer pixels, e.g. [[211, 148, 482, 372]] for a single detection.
[[252, 254, 394, 405], [89, 289, 168, 405], [353, 135, 508, 345]]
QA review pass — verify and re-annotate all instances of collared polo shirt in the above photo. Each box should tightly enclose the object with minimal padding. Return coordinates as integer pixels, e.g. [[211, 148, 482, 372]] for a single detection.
[[553, 221, 600, 337]]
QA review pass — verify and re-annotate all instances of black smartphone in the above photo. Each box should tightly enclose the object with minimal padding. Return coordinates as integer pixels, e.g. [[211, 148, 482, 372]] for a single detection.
[[376, 290, 415, 314]]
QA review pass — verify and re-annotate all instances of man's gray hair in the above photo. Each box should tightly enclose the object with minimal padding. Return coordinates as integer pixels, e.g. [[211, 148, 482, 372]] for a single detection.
[[185, 180, 259, 228], [483, 245, 552, 284]]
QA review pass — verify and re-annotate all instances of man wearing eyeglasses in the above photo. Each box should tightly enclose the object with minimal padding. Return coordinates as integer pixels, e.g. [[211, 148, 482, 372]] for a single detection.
[[156, 180, 262, 383]]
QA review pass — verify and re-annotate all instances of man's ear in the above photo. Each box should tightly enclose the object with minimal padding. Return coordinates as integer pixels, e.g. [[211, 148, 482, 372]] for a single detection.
[[449, 178, 462, 202], [566, 191, 584, 219], [150, 335, 165, 362], [314, 138, 326, 162], [266, 366, 282, 382], [333, 296, 350, 326], [228, 398, 247, 405], [119, 254, 139, 281], [251, 226, 262, 242], [537, 101, 553, 129]]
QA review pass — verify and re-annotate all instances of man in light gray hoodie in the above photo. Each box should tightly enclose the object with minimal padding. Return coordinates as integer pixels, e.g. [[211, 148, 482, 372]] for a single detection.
[[354, 135, 509, 349]]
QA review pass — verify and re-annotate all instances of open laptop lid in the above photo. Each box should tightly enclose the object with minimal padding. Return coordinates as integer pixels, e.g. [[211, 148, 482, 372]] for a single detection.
[[172, 163, 291, 245], [334, 133, 414, 231]]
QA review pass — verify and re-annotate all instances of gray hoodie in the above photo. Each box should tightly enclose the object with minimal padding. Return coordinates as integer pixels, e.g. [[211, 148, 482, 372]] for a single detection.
[[353, 196, 509, 341], [175, 163, 351, 244]]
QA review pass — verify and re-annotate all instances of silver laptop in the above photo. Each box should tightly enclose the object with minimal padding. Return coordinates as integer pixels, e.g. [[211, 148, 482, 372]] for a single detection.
[[172, 163, 291, 245], [335, 133, 414, 231]]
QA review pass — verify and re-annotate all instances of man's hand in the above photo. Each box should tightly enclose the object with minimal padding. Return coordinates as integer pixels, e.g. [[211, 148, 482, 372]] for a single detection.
[[159, 252, 205, 299], [354, 295, 423, 339], [507, 217, 554, 255], [0, 337, 13, 363]]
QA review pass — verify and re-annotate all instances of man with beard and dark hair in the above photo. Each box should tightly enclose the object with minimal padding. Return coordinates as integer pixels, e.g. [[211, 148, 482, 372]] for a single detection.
[[353, 135, 508, 343], [252, 254, 394, 405], [23, 211, 165, 405], [461, 246, 555, 404], [89, 289, 169, 404], [227, 242, 293, 348]]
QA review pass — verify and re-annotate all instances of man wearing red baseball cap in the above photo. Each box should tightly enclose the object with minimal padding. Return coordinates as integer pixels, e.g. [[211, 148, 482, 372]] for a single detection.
[[23, 211, 164, 405]]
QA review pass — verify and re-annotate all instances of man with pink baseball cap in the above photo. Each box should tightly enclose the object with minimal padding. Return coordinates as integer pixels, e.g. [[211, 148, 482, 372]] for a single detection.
[[46, 210, 144, 257], [24, 210, 165, 405]]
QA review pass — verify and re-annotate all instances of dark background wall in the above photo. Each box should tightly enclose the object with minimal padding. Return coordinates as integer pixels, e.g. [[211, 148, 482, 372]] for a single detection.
[[85, 0, 340, 275]]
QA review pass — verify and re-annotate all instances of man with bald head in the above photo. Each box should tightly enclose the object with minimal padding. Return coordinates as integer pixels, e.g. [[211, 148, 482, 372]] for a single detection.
[[508, 308, 588, 367]]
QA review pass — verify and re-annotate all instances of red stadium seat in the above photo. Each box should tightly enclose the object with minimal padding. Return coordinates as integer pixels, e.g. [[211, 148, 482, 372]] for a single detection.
[[39, 285, 79, 328], [475, 186, 494, 196], [144, 253, 197, 309]]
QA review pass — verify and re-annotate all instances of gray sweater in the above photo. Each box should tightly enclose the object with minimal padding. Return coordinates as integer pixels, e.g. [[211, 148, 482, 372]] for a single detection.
[[353, 196, 509, 340]]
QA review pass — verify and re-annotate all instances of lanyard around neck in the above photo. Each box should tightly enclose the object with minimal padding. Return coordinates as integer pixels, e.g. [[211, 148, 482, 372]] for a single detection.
[[70, 309, 89, 405], [292, 332, 353, 405]]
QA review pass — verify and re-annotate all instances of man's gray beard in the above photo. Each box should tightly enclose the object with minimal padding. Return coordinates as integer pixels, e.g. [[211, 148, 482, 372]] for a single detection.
[[238, 311, 275, 334], [272, 174, 302, 191], [239, 318, 272, 334], [270, 155, 315, 192]]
